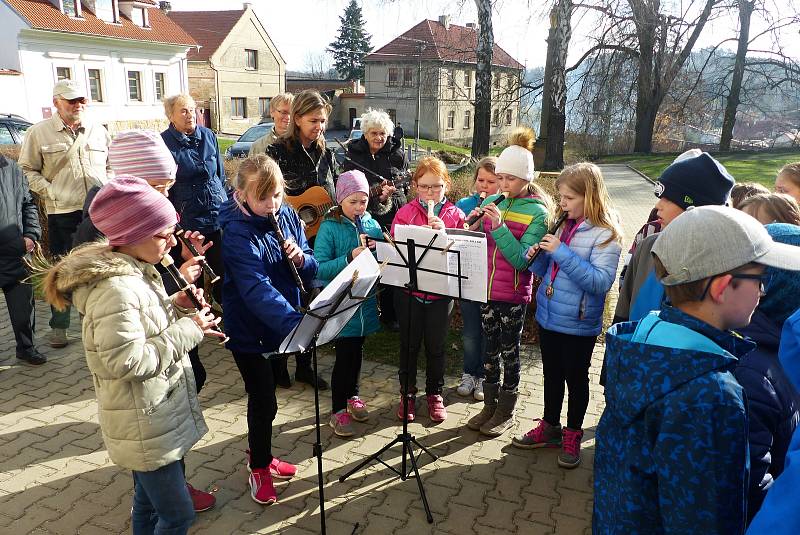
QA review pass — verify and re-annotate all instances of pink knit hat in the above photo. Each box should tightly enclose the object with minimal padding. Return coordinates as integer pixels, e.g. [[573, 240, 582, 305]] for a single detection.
[[109, 130, 177, 181], [89, 175, 178, 246], [336, 170, 369, 204]]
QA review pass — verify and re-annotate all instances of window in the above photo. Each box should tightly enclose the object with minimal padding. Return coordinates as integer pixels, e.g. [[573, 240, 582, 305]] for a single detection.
[[56, 67, 72, 80], [402, 67, 413, 87], [231, 97, 247, 118], [154, 72, 166, 101], [258, 97, 270, 117], [463, 70, 471, 98], [388, 67, 398, 87], [446, 69, 455, 98], [0, 125, 13, 145], [463, 109, 471, 129], [127, 71, 142, 101], [88, 69, 103, 102], [446, 110, 455, 130], [131, 7, 148, 27], [387, 108, 397, 125], [63, 0, 80, 17], [494, 72, 501, 90], [94, 0, 117, 23], [505, 108, 513, 126], [492, 108, 500, 127], [246, 49, 258, 70]]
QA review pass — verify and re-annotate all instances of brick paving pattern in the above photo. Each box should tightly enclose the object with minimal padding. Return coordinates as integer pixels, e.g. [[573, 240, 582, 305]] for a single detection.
[[0, 164, 655, 534]]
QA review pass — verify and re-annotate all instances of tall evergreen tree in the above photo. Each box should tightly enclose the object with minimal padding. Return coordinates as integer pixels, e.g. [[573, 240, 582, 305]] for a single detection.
[[327, 0, 372, 81]]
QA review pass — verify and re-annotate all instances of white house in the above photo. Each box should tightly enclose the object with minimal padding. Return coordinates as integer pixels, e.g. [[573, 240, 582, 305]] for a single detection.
[[0, 0, 197, 133]]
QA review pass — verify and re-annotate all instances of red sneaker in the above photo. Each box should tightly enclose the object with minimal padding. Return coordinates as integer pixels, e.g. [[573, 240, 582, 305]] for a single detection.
[[426, 394, 447, 422], [249, 468, 277, 505], [396, 395, 415, 422], [269, 457, 296, 480], [186, 483, 216, 512]]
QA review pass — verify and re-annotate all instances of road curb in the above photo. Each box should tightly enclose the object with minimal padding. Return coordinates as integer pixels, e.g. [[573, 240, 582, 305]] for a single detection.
[[625, 164, 656, 184]]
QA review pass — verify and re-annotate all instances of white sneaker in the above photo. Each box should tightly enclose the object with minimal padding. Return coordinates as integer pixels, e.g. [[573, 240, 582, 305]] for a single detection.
[[456, 373, 476, 397], [473, 377, 485, 401]]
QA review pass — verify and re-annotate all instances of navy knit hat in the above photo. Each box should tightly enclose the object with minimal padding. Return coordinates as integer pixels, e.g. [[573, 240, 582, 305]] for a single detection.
[[654, 152, 735, 210], [760, 223, 800, 325]]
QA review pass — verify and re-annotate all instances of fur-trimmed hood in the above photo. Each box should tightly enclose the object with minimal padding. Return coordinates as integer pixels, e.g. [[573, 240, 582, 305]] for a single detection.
[[42, 241, 144, 311]]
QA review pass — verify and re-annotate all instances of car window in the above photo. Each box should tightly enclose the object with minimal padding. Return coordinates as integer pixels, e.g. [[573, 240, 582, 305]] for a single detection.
[[0, 125, 14, 145], [12, 122, 30, 142], [238, 125, 270, 143]]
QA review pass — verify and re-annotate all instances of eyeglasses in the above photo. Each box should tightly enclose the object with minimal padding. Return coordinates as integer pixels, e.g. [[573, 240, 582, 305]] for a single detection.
[[416, 184, 444, 192], [699, 272, 772, 300], [149, 181, 175, 194], [153, 232, 176, 242]]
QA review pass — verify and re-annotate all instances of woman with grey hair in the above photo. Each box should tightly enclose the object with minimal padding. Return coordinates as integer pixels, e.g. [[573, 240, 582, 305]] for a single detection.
[[344, 108, 409, 330]]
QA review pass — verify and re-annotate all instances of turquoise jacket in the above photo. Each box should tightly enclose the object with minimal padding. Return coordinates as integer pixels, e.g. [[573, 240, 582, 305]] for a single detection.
[[314, 209, 383, 339]]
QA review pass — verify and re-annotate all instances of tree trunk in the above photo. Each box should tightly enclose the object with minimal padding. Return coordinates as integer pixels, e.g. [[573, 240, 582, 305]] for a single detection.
[[720, 0, 754, 151], [471, 0, 494, 158], [542, 0, 573, 170]]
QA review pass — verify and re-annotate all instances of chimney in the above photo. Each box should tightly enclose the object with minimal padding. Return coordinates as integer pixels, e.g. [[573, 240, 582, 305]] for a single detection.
[[438, 15, 450, 30], [158, 1, 171, 13], [466, 22, 476, 29], [243, 2, 252, 9]]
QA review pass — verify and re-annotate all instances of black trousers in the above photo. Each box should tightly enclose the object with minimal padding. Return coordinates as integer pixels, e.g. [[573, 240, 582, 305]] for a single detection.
[[539, 327, 597, 430], [232, 351, 277, 469], [394, 290, 452, 395], [331, 336, 365, 413], [47, 211, 82, 329], [2, 278, 35, 356]]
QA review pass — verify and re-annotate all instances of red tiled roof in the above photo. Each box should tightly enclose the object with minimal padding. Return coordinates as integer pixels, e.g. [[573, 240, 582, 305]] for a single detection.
[[167, 10, 246, 61], [366, 19, 523, 70], [3, 0, 196, 46], [0, 69, 23, 75]]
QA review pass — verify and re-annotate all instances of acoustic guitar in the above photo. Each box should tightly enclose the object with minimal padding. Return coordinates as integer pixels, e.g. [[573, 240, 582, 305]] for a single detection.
[[285, 173, 411, 239]]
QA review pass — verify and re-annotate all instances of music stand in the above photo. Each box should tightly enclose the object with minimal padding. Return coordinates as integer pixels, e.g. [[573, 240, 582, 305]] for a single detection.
[[278, 251, 380, 535], [338, 234, 467, 524]]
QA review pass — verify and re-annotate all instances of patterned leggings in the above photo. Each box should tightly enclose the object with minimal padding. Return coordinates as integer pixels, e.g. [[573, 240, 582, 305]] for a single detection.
[[481, 301, 527, 391]]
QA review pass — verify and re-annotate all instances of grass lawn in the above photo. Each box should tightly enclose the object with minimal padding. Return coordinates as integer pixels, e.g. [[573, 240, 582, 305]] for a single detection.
[[598, 149, 800, 188], [218, 138, 235, 155]]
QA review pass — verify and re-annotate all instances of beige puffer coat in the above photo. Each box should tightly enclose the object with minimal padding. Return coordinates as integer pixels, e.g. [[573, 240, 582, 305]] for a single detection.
[[43, 242, 207, 472]]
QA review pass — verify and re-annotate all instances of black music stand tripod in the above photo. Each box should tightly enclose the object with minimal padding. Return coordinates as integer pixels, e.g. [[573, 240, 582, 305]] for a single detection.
[[338, 235, 466, 524], [278, 272, 373, 535]]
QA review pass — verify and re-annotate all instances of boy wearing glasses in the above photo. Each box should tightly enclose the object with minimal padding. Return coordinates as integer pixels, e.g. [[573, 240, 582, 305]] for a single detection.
[[19, 79, 111, 348], [593, 206, 800, 535]]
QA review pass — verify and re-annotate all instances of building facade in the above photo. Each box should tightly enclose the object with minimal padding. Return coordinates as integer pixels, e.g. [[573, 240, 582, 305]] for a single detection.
[[168, 4, 286, 135], [364, 17, 523, 147], [0, 0, 196, 133]]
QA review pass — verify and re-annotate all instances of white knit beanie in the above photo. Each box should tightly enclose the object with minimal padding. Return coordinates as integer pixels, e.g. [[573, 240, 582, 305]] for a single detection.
[[495, 145, 535, 182]]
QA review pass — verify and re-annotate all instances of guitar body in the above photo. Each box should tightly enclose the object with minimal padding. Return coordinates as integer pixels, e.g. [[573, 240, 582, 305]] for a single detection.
[[285, 186, 333, 239]]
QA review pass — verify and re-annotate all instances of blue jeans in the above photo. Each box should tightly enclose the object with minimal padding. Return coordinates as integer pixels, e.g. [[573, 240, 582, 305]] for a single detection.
[[460, 300, 485, 377], [131, 461, 195, 535]]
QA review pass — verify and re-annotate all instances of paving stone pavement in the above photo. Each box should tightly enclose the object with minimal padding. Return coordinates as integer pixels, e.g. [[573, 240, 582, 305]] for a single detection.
[[0, 164, 655, 534]]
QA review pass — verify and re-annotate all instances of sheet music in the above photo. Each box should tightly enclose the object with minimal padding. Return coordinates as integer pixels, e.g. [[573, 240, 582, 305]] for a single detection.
[[279, 250, 380, 353], [375, 225, 488, 302]]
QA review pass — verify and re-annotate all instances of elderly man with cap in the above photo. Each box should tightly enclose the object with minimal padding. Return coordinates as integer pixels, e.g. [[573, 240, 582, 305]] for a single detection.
[[18, 79, 111, 348]]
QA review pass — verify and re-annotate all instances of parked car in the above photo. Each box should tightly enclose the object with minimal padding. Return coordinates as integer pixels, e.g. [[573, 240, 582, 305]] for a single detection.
[[225, 122, 274, 159], [0, 115, 32, 145], [348, 129, 363, 143]]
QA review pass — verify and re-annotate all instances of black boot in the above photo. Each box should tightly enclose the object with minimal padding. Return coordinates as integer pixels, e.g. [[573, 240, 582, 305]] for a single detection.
[[271, 356, 292, 389], [295, 365, 329, 390]]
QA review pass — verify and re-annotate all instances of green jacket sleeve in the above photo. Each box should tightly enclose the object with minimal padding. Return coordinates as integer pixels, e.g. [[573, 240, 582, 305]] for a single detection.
[[491, 204, 549, 271]]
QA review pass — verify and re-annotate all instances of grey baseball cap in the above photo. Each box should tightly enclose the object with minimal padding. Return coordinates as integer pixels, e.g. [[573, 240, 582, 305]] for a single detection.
[[652, 205, 800, 285]]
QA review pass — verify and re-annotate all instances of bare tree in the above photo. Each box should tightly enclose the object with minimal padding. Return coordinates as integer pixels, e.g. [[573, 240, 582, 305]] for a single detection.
[[303, 52, 334, 79], [471, 0, 494, 157], [542, 0, 574, 170]]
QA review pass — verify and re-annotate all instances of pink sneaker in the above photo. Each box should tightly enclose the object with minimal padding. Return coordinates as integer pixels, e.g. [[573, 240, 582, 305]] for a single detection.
[[269, 457, 297, 480], [558, 428, 584, 469], [426, 394, 447, 422], [512, 419, 563, 449], [396, 395, 416, 422], [347, 396, 369, 422], [249, 468, 276, 505], [186, 483, 215, 512]]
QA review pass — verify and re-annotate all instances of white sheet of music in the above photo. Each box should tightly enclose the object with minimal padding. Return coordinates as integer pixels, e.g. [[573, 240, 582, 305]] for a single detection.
[[375, 225, 487, 303]]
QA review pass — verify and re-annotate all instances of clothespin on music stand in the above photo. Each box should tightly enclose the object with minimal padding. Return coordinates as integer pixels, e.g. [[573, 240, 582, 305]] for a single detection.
[[440, 241, 454, 255]]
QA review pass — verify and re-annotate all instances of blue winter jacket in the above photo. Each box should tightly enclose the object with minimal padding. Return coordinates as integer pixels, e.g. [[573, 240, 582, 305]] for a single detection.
[[313, 209, 383, 339], [594, 307, 753, 535], [530, 220, 621, 336], [748, 308, 800, 534], [736, 310, 800, 524], [456, 193, 482, 218], [161, 124, 228, 234], [219, 199, 318, 354]]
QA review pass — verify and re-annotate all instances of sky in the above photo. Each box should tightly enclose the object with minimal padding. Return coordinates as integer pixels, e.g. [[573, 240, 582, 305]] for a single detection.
[[167, 0, 800, 72]]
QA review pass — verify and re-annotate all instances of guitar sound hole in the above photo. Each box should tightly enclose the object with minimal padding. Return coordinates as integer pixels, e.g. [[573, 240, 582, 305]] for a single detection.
[[298, 207, 317, 224]]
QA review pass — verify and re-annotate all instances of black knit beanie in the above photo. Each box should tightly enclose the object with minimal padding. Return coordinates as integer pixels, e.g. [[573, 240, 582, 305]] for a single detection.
[[654, 152, 735, 210]]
